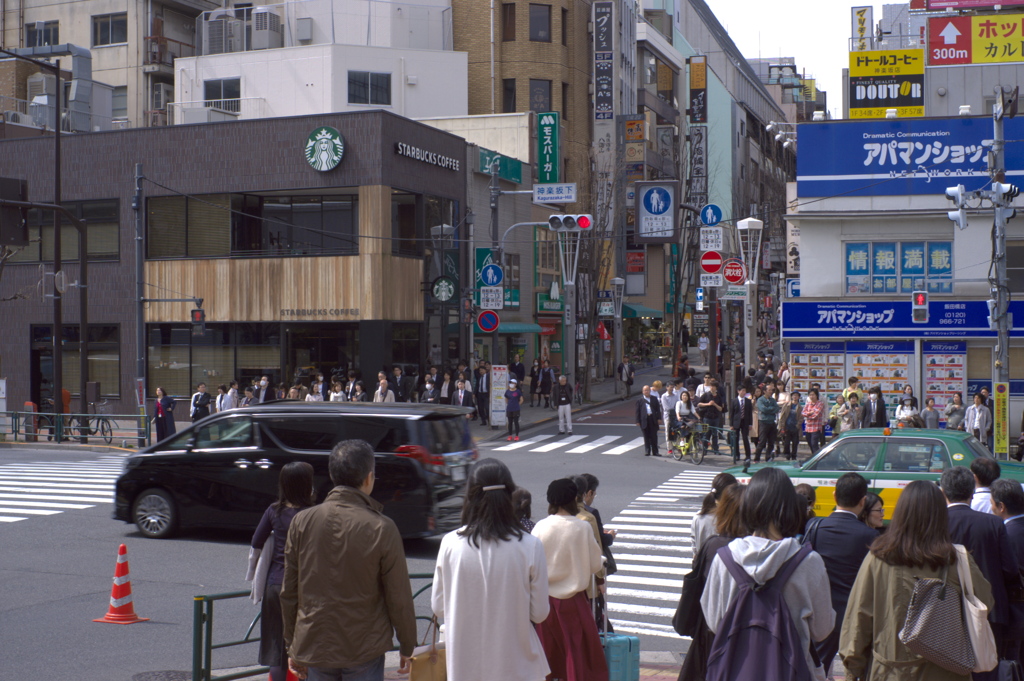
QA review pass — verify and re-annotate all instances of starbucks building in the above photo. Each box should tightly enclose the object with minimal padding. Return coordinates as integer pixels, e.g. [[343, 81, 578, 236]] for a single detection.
[[0, 111, 467, 411]]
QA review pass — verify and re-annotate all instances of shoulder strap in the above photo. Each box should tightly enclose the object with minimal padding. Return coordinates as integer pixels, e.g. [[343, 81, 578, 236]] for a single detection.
[[801, 516, 825, 546], [771, 542, 814, 588], [716, 545, 755, 587]]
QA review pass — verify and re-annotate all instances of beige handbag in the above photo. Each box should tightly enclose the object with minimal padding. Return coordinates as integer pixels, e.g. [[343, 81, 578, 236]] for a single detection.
[[409, 616, 446, 681], [956, 544, 999, 672]]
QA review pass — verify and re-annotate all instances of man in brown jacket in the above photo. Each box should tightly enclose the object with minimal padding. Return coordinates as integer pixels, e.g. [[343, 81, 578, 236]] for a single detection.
[[281, 439, 416, 680]]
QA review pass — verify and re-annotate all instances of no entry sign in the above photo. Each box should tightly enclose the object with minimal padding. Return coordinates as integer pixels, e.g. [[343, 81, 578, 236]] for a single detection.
[[700, 251, 723, 274], [723, 259, 746, 284]]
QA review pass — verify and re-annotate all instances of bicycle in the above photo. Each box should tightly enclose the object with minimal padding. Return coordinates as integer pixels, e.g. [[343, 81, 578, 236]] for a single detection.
[[71, 399, 113, 444], [669, 421, 710, 464]]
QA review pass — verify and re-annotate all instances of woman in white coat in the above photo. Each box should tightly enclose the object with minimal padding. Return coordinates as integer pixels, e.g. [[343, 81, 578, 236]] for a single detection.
[[964, 391, 993, 444], [431, 459, 551, 681]]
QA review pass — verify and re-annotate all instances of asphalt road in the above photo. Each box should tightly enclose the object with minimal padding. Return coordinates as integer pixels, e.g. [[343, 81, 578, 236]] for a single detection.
[[0, 403, 733, 680]]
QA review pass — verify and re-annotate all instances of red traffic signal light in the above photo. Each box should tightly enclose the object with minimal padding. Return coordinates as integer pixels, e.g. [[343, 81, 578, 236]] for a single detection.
[[911, 291, 928, 323], [191, 308, 205, 323], [913, 292, 926, 306], [576, 214, 592, 230]]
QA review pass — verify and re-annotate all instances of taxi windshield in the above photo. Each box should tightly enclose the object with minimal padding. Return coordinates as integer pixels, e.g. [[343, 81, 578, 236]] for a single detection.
[[965, 436, 995, 460]]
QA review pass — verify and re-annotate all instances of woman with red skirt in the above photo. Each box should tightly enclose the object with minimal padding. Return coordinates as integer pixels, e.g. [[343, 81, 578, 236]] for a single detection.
[[532, 478, 609, 681]]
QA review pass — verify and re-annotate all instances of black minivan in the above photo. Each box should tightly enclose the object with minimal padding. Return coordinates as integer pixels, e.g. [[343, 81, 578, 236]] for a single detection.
[[113, 401, 477, 538]]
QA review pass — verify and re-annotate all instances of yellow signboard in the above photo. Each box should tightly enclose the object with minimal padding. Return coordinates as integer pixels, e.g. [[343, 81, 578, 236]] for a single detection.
[[995, 381, 1009, 457], [849, 49, 926, 77], [974, 14, 1024, 63]]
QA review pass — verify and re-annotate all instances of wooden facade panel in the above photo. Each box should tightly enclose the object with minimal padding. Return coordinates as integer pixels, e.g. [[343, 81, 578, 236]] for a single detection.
[[144, 254, 423, 323]]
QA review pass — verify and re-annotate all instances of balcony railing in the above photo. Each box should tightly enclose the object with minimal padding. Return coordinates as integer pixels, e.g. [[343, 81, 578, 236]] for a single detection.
[[144, 36, 196, 66], [0, 93, 130, 132], [167, 98, 267, 124]]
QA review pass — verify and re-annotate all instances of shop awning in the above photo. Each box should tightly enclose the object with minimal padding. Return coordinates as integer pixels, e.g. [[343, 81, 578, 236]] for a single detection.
[[447, 322, 545, 334], [623, 302, 663, 319]]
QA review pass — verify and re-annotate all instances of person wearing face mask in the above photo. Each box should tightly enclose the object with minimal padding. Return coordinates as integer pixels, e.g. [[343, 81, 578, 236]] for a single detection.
[[256, 375, 274, 403], [860, 387, 888, 428]]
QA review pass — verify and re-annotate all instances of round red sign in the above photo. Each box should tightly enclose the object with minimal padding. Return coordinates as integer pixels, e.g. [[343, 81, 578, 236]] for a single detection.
[[723, 260, 746, 284], [477, 310, 500, 333], [700, 251, 723, 274]]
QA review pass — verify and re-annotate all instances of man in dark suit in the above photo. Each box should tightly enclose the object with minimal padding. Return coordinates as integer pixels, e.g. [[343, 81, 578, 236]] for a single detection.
[[991, 478, 1024, 665], [634, 385, 663, 457], [509, 354, 526, 385], [474, 366, 490, 426], [390, 366, 411, 403], [729, 385, 752, 465], [450, 378, 476, 420], [804, 473, 880, 678], [942, 466, 1021, 679], [860, 387, 888, 428], [255, 375, 274, 403]]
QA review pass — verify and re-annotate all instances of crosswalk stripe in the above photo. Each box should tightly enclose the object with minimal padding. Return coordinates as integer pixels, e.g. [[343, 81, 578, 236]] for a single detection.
[[567, 435, 621, 453], [613, 553, 691, 564], [0, 499, 92, 509], [532, 435, 588, 452], [0, 516, 27, 522], [609, 516, 692, 525], [616, 563, 689, 576], [607, 588, 681, 601], [604, 437, 646, 455], [605, 524, 689, 533], [0, 456, 120, 528], [494, 434, 555, 451], [0, 492, 111, 503], [0, 508, 62, 515], [606, 602, 677, 617], [0, 481, 112, 490], [608, 574, 683, 589], [620, 510, 697, 517], [610, 620, 681, 639]]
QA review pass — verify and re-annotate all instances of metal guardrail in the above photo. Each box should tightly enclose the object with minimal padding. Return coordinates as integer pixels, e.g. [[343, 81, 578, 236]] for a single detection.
[[0, 410, 149, 445], [191, 572, 436, 681]]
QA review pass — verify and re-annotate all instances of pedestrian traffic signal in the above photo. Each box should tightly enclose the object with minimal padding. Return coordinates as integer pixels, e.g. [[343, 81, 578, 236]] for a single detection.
[[911, 291, 928, 323], [191, 308, 205, 337], [548, 214, 594, 232]]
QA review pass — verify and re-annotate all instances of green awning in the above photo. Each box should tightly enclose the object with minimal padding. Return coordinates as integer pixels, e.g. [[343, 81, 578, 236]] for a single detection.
[[446, 322, 544, 334], [623, 302, 663, 319]]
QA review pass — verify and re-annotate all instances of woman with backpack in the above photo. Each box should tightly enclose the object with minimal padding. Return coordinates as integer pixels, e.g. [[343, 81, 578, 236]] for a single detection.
[[700, 466, 834, 680], [839, 480, 993, 681]]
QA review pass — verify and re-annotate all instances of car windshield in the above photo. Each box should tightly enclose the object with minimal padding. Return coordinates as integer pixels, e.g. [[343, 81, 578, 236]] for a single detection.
[[417, 417, 472, 454], [965, 435, 994, 460]]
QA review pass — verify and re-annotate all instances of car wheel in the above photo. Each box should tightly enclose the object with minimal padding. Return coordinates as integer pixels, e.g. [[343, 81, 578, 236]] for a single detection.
[[132, 488, 178, 539]]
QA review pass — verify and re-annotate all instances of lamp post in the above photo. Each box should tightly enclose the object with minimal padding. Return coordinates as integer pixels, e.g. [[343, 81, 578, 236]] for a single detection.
[[611, 277, 625, 394], [737, 218, 764, 379]]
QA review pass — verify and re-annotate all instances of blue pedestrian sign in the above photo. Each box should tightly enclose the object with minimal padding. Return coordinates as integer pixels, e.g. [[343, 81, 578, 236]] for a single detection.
[[700, 204, 722, 227], [696, 287, 704, 302], [786, 278, 800, 298], [480, 263, 504, 286]]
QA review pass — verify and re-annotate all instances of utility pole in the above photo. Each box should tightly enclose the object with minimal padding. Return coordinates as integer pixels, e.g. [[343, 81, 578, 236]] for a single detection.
[[991, 107, 1011, 386], [489, 159, 500, 363]]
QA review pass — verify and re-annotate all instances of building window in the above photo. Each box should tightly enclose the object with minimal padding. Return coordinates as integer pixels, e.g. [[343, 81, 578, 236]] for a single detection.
[[25, 21, 58, 47], [92, 13, 128, 46], [561, 82, 570, 120], [148, 193, 359, 259], [348, 71, 391, 106], [844, 241, 953, 295], [561, 8, 568, 45], [392, 191, 420, 257], [529, 79, 551, 113], [1008, 241, 1024, 292], [502, 3, 516, 41], [112, 86, 128, 120], [529, 4, 551, 42], [34, 324, 121, 398], [203, 78, 241, 112], [502, 78, 516, 113], [8, 200, 119, 264]]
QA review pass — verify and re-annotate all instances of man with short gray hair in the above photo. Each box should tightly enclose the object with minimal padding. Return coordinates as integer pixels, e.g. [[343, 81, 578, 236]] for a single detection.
[[281, 440, 416, 681]]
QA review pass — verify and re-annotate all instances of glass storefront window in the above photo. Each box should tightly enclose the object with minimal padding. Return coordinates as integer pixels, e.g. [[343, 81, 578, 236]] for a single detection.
[[392, 192, 420, 256]]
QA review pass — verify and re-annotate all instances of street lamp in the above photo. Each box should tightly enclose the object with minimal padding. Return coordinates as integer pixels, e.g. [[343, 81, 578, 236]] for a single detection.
[[737, 218, 764, 378], [611, 277, 625, 394]]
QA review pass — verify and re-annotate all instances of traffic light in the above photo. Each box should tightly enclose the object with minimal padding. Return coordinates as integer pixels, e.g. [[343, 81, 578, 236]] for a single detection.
[[994, 182, 1021, 201], [945, 184, 968, 231], [548, 214, 594, 232], [191, 308, 206, 337], [0, 177, 28, 246], [911, 290, 928, 324]]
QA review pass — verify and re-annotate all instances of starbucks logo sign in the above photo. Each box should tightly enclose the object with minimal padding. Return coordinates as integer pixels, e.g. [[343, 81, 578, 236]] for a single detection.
[[305, 127, 345, 172]]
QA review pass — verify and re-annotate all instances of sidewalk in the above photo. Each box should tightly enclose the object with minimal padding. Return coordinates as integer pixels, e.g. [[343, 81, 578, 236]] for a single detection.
[[379, 650, 684, 679]]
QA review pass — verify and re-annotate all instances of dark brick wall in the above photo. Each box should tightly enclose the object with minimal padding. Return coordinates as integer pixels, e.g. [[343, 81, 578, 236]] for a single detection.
[[0, 110, 467, 413]]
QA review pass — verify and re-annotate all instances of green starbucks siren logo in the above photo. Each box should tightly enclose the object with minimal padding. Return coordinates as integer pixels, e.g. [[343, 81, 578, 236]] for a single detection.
[[305, 126, 345, 171]]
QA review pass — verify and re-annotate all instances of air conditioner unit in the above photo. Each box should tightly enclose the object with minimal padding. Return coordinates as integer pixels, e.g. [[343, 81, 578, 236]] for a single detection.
[[27, 73, 56, 100], [153, 83, 174, 111], [3, 110, 26, 124], [251, 7, 283, 50], [203, 13, 243, 54]]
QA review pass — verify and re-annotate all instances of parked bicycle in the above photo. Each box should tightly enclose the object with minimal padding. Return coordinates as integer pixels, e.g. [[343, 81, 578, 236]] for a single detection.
[[71, 399, 113, 444]]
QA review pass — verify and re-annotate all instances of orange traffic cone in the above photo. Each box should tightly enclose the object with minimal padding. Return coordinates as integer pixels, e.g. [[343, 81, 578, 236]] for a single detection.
[[93, 544, 149, 624]]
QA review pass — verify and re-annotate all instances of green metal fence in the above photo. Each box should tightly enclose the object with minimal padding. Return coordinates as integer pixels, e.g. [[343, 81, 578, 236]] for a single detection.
[[0, 410, 149, 445], [191, 573, 435, 681]]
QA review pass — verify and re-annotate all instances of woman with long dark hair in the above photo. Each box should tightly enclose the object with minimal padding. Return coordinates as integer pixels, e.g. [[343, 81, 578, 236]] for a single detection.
[[152, 386, 176, 442], [839, 480, 993, 680], [532, 477, 608, 681], [246, 462, 315, 681], [690, 473, 737, 554], [431, 459, 551, 681]]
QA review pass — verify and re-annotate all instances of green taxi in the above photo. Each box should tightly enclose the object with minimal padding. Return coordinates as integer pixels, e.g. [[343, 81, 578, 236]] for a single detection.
[[726, 428, 1024, 521]]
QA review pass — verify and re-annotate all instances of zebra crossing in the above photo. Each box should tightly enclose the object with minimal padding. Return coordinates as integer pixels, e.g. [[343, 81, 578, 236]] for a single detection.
[[490, 432, 648, 455], [603, 469, 719, 640], [0, 454, 124, 524]]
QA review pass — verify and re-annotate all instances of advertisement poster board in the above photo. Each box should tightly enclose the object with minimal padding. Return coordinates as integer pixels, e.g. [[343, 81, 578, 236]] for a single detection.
[[847, 342, 914, 414], [922, 341, 966, 426], [490, 365, 509, 428], [788, 342, 846, 405]]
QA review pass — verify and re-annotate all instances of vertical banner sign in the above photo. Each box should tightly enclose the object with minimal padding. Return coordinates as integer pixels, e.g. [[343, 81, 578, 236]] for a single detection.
[[851, 6, 873, 51], [688, 125, 708, 211], [995, 382, 1009, 458], [537, 112, 560, 183], [593, 2, 614, 121], [688, 55, 707, 124], [490, 365, 508, 428]]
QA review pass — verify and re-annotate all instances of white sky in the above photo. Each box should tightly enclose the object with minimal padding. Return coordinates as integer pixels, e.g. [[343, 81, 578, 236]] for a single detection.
[[703, 0, 892, 118]]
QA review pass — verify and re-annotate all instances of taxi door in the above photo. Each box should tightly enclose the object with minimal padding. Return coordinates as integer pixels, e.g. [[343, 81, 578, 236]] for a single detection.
[[798, 437, 886, 516]]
